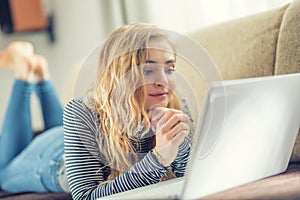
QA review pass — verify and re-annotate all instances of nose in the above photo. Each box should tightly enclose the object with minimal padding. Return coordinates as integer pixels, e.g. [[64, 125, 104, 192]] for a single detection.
[[154, 68, 168, 87]]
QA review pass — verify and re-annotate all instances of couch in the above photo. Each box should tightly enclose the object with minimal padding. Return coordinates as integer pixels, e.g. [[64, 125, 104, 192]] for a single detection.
[[189, 0, 300, 199], [180, 0, 300, 161], [1, 0, 300, 199], [189, 0, 300, 163]]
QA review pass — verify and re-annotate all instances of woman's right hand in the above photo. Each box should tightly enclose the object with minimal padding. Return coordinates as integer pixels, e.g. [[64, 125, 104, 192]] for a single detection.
[[148, 105, 190, 165]]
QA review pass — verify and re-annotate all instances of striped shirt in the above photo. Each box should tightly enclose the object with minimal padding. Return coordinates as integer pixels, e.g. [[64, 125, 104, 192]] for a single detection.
[[63, 97, 191, 200]]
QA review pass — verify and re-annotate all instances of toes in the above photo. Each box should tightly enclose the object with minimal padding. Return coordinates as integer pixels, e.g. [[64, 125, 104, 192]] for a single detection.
[[31, 55, 50, 82], [8, 41, 34, 57]]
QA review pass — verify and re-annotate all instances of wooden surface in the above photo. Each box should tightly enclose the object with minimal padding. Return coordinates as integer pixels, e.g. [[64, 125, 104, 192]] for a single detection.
[[203, 163, 300, 200]]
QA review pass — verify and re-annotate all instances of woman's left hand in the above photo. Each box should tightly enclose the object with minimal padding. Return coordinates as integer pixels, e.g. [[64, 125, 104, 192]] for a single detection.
[[148, 105, 190, 165]]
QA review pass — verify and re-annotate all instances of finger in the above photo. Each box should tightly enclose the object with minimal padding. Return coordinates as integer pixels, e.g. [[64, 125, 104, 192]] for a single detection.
[[155, 114, 169, 134], [151, 107, 181, 125], [149, 108, 165, 122], [165, 122, 190, 140], [156, 121, 189, 142], [149, 110, 164, 133], [172, 130, 189, 147], [149, 107, 169, 132], [149, 106, 184, 134], [160, 113, 190, 134], [148, 105, 170, 119]]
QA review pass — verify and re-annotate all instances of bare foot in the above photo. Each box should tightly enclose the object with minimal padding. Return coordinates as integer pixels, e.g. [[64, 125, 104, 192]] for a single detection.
[[32, 55, 50, 82], [0, 41, 35, 82]]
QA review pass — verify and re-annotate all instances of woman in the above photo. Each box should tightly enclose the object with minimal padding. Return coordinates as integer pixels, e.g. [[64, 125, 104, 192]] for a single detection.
[[0, 41, 67, 193], [63, 23, 192, 199], [0, 23, 192, 199]]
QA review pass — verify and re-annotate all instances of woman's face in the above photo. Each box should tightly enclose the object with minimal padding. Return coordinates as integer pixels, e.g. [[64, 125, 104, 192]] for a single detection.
[[142, 38, 176, 110]]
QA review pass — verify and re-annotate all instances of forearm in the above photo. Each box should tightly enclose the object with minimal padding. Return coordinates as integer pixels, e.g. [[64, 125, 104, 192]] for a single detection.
[[68, 152, 169, 200], [171, 138, 191, 177]]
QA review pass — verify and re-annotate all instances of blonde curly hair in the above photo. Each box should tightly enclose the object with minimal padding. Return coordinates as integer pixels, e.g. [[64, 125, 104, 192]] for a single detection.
[[88, 23, 182, 182]]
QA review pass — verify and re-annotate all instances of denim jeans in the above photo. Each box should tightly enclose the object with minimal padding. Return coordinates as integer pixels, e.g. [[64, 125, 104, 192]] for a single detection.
[[0, 80, 65, 192]]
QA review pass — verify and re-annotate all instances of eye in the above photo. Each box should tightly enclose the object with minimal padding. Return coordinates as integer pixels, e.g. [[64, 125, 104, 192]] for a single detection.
[[165, 66, 175, 74], [143, 67, 154, 76]]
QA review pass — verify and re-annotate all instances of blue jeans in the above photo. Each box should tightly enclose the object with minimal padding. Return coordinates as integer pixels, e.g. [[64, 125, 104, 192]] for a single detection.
[[0, 80, 65, 192]]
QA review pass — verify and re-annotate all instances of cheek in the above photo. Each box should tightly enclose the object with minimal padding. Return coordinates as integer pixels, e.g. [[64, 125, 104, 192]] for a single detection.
[[144, 84, 151, 94], [167, 76, 176, 91]]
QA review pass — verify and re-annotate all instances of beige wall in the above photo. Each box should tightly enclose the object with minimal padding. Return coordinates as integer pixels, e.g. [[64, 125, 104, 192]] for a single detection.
[[0, 0, 120, 131]]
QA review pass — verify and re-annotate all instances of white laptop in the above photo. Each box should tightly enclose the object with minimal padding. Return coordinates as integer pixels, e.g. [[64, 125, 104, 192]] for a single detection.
[[101, 73, 300, 200]]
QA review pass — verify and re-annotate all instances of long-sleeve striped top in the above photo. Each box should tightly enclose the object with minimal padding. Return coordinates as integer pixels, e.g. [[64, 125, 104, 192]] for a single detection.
[[63, 97, 191, 200]]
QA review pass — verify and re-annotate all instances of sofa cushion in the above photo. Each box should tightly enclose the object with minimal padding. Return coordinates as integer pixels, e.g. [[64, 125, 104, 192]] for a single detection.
[[275, 0, 300, 163], [189, 4, 288, 80], [176, 6, 289, 124], [189, 1, 300, 163], [0, 191, 72, 200], [275, 0, 300, 75]]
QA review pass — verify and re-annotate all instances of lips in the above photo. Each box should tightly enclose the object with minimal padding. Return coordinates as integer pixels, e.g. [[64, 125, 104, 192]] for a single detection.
[[149, 92, 168, 97]]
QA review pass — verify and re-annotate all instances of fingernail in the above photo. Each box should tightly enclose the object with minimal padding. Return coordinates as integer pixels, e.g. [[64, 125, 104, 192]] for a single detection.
[[151, 114, 159, 121], [149, 104, 160, 111]]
